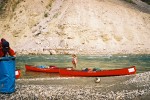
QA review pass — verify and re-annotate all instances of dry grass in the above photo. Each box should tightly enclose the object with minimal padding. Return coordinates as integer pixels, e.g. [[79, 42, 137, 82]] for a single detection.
[[46, 0, 55, 9], [113, 34, 123, 42], [100, 33, 110, 42]]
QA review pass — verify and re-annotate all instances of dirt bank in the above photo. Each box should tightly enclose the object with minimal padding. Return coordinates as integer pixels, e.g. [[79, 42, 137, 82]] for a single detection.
[[0, 0, 150, 55]]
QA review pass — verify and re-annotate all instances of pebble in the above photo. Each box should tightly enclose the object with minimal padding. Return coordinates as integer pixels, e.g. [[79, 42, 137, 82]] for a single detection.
[[0, 72, 150, 100]]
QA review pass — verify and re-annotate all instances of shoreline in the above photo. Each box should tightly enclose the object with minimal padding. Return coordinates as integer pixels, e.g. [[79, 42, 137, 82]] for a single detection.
[[15, 49, 150, 55], [16, 52, 150, 55], [1, 72, 150, 100]]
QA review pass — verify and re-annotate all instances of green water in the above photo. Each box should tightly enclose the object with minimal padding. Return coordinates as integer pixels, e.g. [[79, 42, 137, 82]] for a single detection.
[[16, 54, 150, 78]]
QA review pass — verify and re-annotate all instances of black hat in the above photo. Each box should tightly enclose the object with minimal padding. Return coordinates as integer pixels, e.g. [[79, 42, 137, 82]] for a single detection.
[[1, 38, 6, 42], [2, 41, 9, 48]]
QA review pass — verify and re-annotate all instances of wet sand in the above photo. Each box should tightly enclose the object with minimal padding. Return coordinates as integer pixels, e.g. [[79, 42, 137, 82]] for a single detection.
[[0, 72, 150, 100]]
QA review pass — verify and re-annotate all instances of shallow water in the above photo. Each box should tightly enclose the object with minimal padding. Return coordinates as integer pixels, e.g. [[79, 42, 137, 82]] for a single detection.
[[16, 54, 150, 78]]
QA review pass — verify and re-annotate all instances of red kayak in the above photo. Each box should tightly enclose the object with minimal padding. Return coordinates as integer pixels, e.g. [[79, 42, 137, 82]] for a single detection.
[[15, 70, 21, 79], [25, 65, 69, 73], [59, 66, 136, 77]]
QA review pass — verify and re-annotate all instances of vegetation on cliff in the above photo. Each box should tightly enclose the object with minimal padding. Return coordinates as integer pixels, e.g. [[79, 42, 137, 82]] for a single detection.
[[141, 0, 150, 5]]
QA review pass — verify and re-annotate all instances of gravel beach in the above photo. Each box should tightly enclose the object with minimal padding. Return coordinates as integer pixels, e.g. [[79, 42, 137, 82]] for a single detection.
[[0, 72, 150, 100]]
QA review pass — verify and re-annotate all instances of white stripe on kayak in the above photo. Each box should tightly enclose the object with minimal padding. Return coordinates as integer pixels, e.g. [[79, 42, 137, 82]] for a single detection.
[[128, 68, 135, 73], [15, 71, 19, 75]]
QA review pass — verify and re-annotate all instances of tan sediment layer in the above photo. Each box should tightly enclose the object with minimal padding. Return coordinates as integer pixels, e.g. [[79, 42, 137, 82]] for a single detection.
[[0, 0, 150, 55]]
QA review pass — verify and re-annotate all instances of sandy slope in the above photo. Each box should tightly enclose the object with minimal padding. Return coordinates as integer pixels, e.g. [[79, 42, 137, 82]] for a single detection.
[[0, 0, 150, 54]]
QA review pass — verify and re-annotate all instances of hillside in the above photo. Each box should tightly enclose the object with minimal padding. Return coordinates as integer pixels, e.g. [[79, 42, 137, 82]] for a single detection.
[[0, 0, 150, 55]]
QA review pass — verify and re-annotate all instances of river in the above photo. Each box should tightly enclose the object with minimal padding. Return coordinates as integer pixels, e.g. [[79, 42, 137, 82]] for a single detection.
[[16, 54, 150, 78]]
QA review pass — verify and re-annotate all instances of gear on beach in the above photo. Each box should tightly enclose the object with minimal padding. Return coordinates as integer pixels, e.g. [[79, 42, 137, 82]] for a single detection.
[[95, 77, 101, 83]]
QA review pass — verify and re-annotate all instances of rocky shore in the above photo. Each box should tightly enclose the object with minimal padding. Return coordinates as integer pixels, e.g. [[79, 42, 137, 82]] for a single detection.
[[0, 71, 150, 100]]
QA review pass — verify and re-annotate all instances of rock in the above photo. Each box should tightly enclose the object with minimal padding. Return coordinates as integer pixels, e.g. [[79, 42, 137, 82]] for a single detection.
[[95, 77, 101, 83]]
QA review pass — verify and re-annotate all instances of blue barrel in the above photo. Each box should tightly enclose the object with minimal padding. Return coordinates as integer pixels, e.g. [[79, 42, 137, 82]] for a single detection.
[[0, 57, 15, 93]]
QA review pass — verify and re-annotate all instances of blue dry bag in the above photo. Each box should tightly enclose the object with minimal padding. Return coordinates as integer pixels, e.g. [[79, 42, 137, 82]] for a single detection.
[[0, 57, 15, 93]]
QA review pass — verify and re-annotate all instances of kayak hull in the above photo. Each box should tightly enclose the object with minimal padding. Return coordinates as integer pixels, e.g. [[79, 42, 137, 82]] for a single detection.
[[59, 66, 136, 77]]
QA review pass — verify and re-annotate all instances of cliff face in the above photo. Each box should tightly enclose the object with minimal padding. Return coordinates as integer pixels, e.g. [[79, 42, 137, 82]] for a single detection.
[[0, 0, 150, 54]]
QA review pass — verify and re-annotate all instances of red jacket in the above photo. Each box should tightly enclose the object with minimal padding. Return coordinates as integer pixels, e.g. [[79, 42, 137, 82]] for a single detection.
[[0, 47, 15, 57]]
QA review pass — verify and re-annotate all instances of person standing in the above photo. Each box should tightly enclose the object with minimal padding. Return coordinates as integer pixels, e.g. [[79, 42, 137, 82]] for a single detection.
[[72, 54, 78, 69]]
